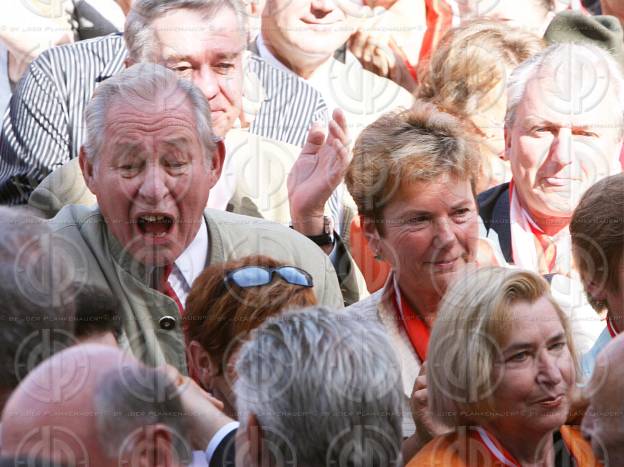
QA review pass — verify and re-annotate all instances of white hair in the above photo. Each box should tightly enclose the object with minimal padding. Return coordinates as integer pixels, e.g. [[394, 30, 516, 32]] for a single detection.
[[234, 307, 403, 467], [125, 0, 247, 63], [505, 42, 624, 139], [83, 63, 217, 163]]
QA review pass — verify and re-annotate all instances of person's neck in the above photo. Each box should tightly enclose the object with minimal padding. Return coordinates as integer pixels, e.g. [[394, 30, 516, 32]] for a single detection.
[[524, 205, 570, 237], [260, 33, 329, 80], [485, 426, 556, 467], [397, 280, 440, 329]]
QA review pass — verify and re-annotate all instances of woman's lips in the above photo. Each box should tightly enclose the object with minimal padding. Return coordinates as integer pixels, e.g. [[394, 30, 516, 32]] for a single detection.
[[536, 394, 564, 408]]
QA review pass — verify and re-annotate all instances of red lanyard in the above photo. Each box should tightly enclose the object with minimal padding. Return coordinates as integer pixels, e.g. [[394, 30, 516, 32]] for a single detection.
[[607, 316, 620, 338]]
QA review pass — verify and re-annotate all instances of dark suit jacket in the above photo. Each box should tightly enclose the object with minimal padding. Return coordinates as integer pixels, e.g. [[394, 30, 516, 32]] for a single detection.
[[477, 182, 512, 263]]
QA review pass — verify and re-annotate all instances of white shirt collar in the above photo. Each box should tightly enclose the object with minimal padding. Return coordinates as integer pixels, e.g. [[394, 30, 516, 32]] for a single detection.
[[174, 218, 208, 289]]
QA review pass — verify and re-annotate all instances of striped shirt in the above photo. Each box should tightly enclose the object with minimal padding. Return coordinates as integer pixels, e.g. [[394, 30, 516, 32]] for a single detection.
[[0, 33, 328, 205]]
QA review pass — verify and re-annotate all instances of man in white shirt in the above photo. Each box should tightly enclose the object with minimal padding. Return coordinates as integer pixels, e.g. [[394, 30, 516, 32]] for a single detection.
[[252, 0, 414, 240]]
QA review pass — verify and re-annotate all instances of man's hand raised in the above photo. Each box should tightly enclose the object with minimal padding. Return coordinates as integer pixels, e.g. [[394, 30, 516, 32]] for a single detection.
[[288, 108, 350, 245]]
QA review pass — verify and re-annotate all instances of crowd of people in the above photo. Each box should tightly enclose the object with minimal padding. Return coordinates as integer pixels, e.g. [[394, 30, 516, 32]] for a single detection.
[[0, 0, 623, 465]]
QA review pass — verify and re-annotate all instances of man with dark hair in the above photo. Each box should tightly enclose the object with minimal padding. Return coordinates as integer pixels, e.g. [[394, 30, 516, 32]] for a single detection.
[[73, 285, 123, 346]]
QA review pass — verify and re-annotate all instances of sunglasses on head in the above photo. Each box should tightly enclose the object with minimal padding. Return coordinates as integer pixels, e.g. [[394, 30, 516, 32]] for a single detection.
[[224, 266, 314, 288]]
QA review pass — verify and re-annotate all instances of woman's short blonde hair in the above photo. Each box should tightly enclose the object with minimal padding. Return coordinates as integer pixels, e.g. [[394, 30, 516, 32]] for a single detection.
[[417, 19, 544, 133], [427, 267, 579, 426], [345, 101, 480, 231]]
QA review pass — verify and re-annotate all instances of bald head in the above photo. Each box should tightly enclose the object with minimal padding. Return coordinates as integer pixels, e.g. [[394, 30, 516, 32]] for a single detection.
[[1, 344, 126, 465], [581, 334, 624, 466]]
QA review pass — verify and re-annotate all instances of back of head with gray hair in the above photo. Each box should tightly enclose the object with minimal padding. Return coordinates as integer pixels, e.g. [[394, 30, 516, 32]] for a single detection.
[[83, 63, 217, 164], [125, 0, 247, 63], [234, 307, 403, 467], [94, 364, 192, 465], [505, 42, 624, 139], [0, 208, 76, 408]]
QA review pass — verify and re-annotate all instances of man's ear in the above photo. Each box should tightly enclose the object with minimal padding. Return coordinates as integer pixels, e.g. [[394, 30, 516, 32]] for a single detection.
[[210, 140, 226, 180], [187, 340, 218, 391], [585, 280, 608, 303], [133, 424, 177, 467], [500, 126, 511, 161], [124, 57, 136, 68], [79, 146, 97, 195]]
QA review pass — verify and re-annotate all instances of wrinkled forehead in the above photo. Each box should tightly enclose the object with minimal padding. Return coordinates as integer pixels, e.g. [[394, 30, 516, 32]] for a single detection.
[[517, 60, 622, 127], [104, 93, 200, 145]]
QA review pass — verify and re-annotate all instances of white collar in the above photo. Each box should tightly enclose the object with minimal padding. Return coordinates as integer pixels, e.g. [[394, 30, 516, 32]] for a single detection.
[[174, 218, 208, 288]]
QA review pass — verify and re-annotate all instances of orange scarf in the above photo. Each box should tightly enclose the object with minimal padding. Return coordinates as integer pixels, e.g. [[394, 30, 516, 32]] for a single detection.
[[391, 281, 430, 362]]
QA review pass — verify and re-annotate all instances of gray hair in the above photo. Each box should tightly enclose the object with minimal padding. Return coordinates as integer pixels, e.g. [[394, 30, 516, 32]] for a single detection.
[[234, 307, 403, 467], [125, 0, 247, 63], [0, 208, 76, 400], [94, 364, 192, 465], [83, 63, 217, 163], [505, 42, 624, 139]]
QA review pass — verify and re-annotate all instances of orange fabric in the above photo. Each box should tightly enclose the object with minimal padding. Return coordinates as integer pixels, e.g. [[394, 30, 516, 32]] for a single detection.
[[392, 286, 430, 362], [407, 426, 601, 467], [560, 425, 603, 467], [349, 216, 391, 293], [418, 0, 453, 66]]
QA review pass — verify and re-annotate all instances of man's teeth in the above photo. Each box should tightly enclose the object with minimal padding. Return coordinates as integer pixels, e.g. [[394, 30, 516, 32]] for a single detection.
[[141, 215, 169, 222]]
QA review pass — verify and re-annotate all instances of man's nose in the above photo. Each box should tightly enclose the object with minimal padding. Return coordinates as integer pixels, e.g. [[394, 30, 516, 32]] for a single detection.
[[194, 66, 219, 101], [549, 127, 573, 168], [138, 165, 169, 204], [311, 0, 337, 14]]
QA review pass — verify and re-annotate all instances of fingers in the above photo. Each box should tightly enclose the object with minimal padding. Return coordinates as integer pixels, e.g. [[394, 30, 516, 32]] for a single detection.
[[349, 31, 367, 59], [301, 122, 327, 155], [330, 109, 349, 143]]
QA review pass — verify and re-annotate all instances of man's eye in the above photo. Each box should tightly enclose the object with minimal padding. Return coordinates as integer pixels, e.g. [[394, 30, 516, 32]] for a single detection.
[[216, 63, 235, 72], [453, 208, 471, 218], [171, 64, 193, 74], [573, 130, 599, 138]]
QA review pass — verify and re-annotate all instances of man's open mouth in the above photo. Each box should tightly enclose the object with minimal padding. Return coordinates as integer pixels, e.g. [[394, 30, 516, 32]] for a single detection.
[[137, 215, 174, 237]]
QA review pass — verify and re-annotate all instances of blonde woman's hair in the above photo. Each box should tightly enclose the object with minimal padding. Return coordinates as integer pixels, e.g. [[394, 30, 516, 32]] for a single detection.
[[427, 267, 579, 426], [417, 19, 544, 135], [345, 101, 480, 232]]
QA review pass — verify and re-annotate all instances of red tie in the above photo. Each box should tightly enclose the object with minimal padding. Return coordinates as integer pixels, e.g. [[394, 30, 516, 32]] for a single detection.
[[160, 264, 184, 315]]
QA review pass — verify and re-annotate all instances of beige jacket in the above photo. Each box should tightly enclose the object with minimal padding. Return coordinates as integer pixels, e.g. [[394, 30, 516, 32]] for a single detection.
[[48, 205, 343, 373], [29, 130, 368, 305]]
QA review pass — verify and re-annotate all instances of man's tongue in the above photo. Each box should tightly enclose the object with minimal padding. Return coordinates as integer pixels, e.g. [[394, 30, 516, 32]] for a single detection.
[[138, 216, 172, 236], [143, 222, 169, 235]]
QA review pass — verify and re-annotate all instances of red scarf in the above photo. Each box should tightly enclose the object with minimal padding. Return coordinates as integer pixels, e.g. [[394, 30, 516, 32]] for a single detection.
[[509, 181, 557, 273], [391, 281, 430, 362], [472, 427, 520, 466]]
